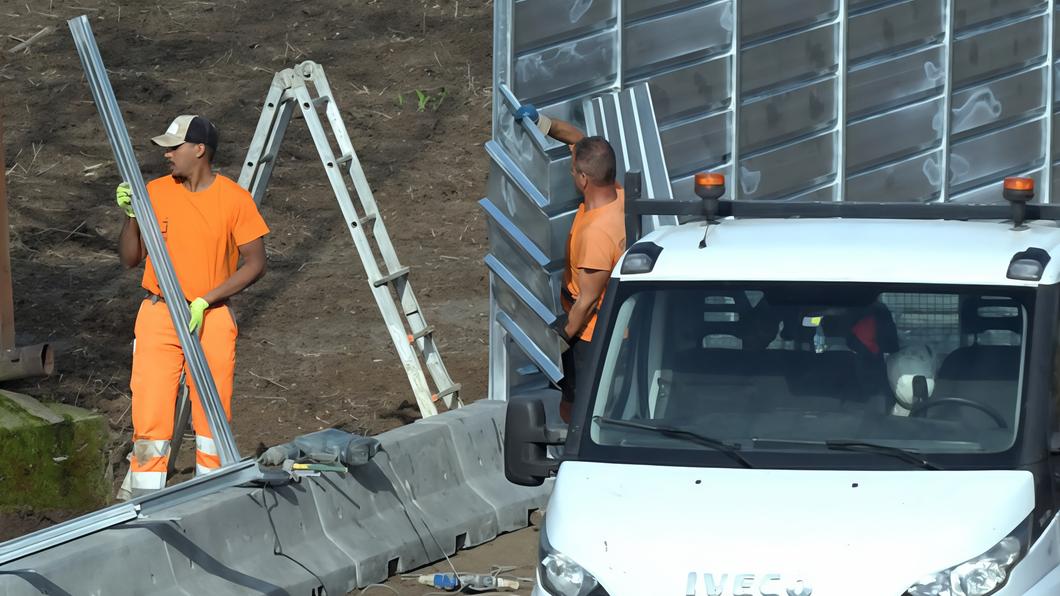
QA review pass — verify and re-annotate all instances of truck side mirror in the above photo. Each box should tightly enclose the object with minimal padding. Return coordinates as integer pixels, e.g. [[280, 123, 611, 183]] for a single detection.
[[504, 396, 565, 486]]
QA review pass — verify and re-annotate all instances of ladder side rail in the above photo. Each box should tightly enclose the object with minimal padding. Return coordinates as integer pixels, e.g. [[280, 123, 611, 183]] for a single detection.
[[247, 98, 297, 204], [300, 69, 442, 351], [391, 276, 463, 408], [306, 66, 407, 273], [314, 76, 462, 405], [290, 82, 439, 417], [310, 64, 461, 407], [238, 76, 292, 203]]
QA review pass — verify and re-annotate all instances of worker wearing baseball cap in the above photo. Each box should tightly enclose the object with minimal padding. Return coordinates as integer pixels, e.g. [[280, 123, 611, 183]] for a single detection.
[[115, 114, 269, 498]]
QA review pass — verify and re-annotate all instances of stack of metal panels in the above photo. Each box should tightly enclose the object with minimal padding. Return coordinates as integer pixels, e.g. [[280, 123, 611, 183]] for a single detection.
[[484, 0, 1059, 396]]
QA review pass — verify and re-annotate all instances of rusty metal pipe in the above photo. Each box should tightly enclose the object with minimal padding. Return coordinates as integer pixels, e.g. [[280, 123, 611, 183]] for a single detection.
[[0, 343, 55, 382]]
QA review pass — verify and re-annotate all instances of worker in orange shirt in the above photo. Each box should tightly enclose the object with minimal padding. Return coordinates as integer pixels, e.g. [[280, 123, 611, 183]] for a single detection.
[[515, 105, 626, 422], [114, 115, 269, 498]]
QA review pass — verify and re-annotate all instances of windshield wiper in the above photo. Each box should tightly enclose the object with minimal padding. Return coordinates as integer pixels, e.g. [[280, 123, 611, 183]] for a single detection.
[[593, 416, 753, 468], [825, 440, 943, 470]]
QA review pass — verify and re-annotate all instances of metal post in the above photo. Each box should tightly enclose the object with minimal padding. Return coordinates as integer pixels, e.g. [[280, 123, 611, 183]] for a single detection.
[[68, 16, 239, 466], [487, 281, 508, 401], [1043, 0, 1055, 203], [938, 0, 956, 202], [729, 0, 742, 200], [835, 1, 848, 202], [614, 0, 624, 91], [492, 0, 514, 140]]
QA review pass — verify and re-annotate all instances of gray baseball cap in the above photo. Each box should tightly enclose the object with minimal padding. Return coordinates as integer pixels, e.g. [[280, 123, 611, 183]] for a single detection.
[[151, 115, 219, 150]]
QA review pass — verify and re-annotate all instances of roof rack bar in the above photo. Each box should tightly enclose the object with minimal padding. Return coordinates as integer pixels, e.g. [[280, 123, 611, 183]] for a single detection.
[[626, 198, 1060, 229]]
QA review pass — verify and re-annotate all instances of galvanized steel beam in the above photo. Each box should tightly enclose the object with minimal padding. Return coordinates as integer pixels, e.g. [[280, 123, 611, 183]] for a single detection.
[[68, 16, 239, 465], [0, 459, 266, 566]]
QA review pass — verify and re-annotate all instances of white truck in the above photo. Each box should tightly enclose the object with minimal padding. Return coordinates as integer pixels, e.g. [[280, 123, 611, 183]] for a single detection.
[[504, 177, 1060, 595]]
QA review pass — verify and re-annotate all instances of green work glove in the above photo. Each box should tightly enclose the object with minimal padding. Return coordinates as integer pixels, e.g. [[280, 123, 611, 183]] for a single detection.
[[115, 182, 135, 218], [188, 298, 209, 335]]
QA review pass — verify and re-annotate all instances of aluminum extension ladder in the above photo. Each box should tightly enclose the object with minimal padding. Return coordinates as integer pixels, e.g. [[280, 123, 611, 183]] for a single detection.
[[238, 61, 461, 418]]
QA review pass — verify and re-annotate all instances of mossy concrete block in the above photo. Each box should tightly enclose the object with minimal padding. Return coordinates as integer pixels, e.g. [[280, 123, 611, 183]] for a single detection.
[[0, 389, 109, 510]]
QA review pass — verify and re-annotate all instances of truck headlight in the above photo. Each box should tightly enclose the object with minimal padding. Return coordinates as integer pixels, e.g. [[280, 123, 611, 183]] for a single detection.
[[904, 517, 1030, 596], [539, 530, 608, 596]]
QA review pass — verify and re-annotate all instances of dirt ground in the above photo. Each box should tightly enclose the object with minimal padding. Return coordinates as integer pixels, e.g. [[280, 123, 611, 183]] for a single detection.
[[0, 0, 496, 538], [374, 524, 540, 596]]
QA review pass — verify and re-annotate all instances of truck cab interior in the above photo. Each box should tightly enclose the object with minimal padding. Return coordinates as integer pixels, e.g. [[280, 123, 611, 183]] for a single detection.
[[589, 283, 1028, 459]]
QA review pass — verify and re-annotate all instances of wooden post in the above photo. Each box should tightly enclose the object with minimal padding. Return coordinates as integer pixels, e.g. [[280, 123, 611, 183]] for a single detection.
[[0, 107, 54, 381], [0, 109, 15, 352]]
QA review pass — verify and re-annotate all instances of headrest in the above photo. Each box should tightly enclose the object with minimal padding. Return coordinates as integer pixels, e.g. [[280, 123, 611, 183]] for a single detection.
[[960, 296, 1022, 335]]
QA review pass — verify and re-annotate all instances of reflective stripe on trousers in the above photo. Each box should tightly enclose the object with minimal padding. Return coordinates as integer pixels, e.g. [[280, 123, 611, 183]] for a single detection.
[[195, 435, 221, 476], [127, 299, 237, 495], [128, 438, 170, 491]]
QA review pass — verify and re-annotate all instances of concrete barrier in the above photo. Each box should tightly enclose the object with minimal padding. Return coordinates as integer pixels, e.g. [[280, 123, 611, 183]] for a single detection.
[[0, 400, 551, 594], [419, 400, 549, 538]]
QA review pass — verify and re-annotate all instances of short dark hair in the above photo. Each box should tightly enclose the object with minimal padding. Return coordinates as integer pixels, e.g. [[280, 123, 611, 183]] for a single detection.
[[203, 144, 215, 163], [573, 136, 616, 186]]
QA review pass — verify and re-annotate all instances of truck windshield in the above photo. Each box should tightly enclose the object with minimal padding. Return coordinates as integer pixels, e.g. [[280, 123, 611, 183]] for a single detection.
[[589, 283, 1029, 458]]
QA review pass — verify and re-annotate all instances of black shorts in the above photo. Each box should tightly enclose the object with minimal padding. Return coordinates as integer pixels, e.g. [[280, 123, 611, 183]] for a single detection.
[[558, 338, 592, 404]]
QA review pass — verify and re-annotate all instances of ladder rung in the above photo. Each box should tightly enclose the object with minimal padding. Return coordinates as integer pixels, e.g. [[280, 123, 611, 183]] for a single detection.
[[373, 267, 409, 287], [336, 152, 354, 166], [349, 215, 376, 229], [433, 384, 461, 402], [312, 96, 330, 108], [407, 325, 434, 343]]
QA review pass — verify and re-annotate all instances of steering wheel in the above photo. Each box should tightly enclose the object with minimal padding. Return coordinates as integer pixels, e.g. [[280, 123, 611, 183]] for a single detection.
[[908, 398, 1008, 429]]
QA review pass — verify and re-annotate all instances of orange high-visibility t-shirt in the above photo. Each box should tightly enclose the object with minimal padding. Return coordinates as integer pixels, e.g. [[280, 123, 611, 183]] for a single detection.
[[563, 187, 626, 342], [141, 174, 269, 301]]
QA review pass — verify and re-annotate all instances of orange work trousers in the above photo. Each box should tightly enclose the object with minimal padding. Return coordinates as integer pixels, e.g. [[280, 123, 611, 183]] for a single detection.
[[128, 298, 237, 493]]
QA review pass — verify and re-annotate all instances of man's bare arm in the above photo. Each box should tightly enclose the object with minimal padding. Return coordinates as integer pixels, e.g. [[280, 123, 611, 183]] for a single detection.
[[200, 238, 267, 305], [564, 267, 610, 340], [118, 217, 146, 268], [547, 117, 586, 145]]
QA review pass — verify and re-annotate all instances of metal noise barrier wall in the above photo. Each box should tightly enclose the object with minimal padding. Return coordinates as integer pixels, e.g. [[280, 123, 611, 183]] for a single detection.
[[0, 400, 550, 595], [67, 16, 238, 463], [484, 0, 1060, 398]]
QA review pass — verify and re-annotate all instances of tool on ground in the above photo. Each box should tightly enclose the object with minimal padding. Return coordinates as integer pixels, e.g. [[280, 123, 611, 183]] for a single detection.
[[237, 60, 461, 418], [289, 462, 347, 473], [69, 15, 239, 466], [416, 572, 520, 592], [260, 428, 381, 481]]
